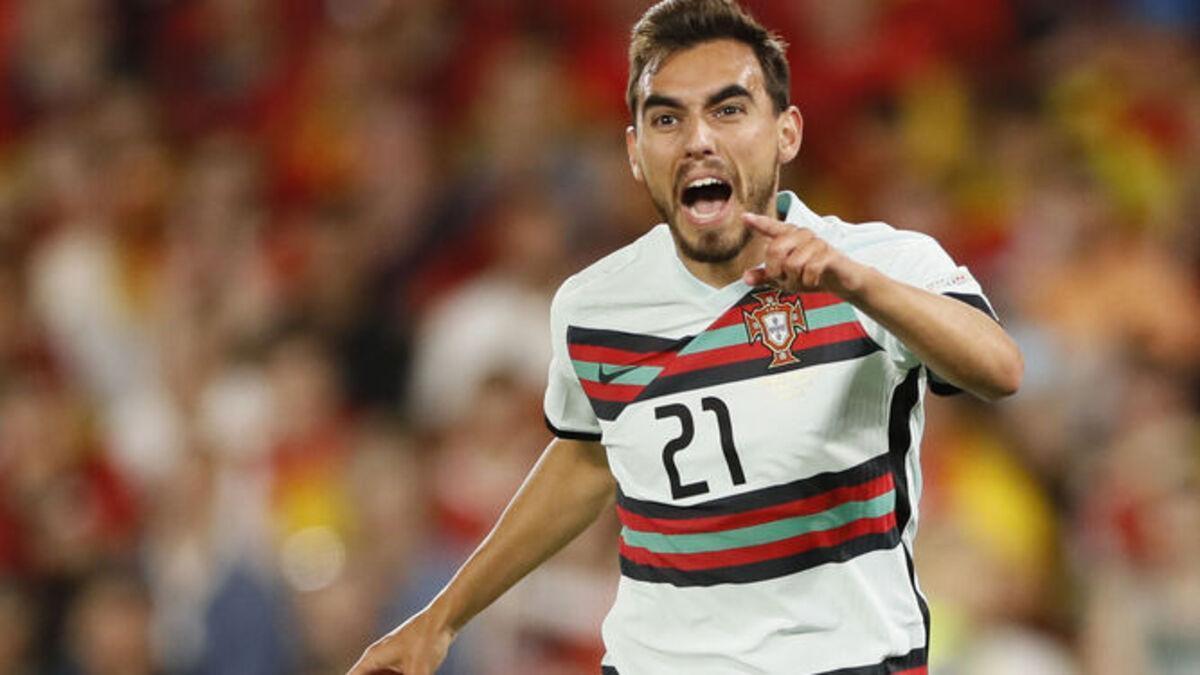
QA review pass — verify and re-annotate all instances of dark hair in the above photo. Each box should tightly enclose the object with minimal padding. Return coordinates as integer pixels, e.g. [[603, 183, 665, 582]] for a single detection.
[[627, 0, 790, 124]]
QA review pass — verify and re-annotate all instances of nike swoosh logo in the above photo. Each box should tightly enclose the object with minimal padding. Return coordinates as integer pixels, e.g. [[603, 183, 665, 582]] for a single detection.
[[598, 363, 638, 385]]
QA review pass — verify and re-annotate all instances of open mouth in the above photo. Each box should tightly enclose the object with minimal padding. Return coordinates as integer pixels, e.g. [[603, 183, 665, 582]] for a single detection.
[[681, 177, 734, 221]]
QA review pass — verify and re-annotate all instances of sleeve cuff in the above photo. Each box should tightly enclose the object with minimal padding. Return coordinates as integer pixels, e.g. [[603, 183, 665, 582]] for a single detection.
[[943, 292, 999, 322], [926, 369, 963, 396], [544, 415, 602, 441], [926, 292, 999, 396]]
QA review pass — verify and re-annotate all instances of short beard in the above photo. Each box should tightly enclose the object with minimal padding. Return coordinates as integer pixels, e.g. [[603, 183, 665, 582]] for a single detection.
[[673, 224, 753, 263]]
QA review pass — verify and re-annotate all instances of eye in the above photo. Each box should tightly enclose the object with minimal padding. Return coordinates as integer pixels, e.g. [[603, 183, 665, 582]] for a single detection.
[[651, 113, 679, 128], [715, 103, 745, 118]]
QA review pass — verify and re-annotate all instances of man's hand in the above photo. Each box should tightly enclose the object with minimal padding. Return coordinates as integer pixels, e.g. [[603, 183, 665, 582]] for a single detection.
[[741, 213, 868, 298], [346, 610, 454, 675]]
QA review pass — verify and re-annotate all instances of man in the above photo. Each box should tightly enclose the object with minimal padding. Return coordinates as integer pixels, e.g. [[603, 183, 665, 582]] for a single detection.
[[349, 1, 1022, 673]]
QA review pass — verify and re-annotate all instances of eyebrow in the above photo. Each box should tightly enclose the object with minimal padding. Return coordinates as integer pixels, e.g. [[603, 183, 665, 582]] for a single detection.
[[641, 84, 754, 116], [642, 93, 683, 113], [705, 84, 753, 107]]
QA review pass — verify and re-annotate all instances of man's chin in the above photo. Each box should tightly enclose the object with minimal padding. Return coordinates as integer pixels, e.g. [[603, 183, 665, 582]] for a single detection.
[[672, 223, 752, 264]]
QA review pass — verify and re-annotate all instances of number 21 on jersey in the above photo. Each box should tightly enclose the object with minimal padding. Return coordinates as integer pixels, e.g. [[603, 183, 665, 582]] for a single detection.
[[654, 397, 745, 500]]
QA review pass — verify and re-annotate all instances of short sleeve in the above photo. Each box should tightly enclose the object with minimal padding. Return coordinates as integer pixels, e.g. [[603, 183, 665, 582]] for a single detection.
[[543, 287, 602, 440], [850, 234, 999, 394]]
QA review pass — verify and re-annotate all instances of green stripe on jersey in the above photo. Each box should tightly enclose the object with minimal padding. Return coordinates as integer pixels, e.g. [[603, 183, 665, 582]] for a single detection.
[[805, 302, 858, 330], [678, 324, 750, 356], [675, 302, 858, 358], [572, 361, 662, 385], [621, 490, 895, 554]]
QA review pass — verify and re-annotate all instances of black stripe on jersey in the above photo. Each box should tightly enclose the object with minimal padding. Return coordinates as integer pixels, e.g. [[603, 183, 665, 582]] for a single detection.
[[812, 646, 927, 674], [619, 529, 901, 587], [943, 292, 997, 321], [544, 416, 602, 441], [592, 399, 625, 422], [926, 368, 961, 396], [617, 451, 894, 520], [929, 292, 997, 396], [887, 368, 920, 536], [886, 367, 932, 667], [635, 337, 882, 403], [583, 337, 879, 422], [926, 289, 993, 393], [566, 326, 685, 353]]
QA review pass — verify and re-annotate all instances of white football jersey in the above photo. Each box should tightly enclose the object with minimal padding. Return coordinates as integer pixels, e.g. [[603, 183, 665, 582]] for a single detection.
[[544, 192, 994, 675]]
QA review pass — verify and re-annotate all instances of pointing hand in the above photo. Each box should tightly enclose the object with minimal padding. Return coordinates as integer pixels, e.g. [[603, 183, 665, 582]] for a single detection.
[[741, 213, 868, 298]]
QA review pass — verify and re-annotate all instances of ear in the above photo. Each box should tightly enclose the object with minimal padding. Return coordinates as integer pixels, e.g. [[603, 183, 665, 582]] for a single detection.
[[625, 125, 644, 183], [777, 106, 803, 164]]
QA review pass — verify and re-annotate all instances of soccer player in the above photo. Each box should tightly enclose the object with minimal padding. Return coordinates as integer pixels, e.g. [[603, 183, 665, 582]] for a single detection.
[[348, 0, 1023, 673]]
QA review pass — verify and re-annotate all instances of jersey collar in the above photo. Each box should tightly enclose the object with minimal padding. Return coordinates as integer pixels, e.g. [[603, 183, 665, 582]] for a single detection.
[[776, 190, 832, 238]]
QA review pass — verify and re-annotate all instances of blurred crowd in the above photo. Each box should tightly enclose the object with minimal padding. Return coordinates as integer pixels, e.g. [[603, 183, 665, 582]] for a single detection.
[[0, 0, 1197, 673]]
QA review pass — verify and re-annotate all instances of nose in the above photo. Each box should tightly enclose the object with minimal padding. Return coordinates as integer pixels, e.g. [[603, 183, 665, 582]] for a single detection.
[[683, 117, 717, 158]]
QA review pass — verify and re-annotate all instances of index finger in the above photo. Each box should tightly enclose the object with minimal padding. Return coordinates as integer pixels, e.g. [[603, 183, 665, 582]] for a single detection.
[[742, 212, 792, 238]]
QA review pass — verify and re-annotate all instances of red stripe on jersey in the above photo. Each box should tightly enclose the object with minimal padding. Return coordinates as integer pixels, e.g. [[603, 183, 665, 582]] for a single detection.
[[619, 512, 897, 570], [567, 344, 676, 368], [617, 474, 895, 535], [578, 379, 644, 402], [794, 292, 845, 311], [665, 320, 869, 376]]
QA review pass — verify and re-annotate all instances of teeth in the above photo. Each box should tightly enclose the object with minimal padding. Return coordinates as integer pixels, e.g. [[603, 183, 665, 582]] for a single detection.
[[687, 177, 725, 189]]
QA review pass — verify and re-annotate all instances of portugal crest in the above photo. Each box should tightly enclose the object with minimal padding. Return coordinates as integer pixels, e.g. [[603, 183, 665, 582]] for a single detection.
[[743, 289, 807, 367]]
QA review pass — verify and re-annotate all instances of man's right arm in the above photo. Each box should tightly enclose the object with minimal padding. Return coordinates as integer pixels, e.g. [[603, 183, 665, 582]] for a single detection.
[[346, 436, 615, 675]]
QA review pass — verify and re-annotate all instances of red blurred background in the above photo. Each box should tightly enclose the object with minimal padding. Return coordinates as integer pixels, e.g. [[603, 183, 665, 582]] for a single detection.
[[0, 1, 1197, 673]]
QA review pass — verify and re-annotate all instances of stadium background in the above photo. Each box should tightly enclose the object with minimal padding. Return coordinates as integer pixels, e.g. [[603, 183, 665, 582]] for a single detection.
[[0, 0, 1198, 673]]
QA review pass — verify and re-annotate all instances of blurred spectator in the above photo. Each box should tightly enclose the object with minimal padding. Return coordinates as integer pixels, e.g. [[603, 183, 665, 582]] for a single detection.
[[63, 570, 159, 675], [1077, 375, 1200, 675], [408, 189, 567, 430], [0, 580, 36, 675]]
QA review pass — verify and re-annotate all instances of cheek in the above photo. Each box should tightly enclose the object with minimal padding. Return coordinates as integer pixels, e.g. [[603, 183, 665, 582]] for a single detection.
[[729, 125, 777, 167], [751, 124, 783, 159], [641, 148, 677, 189]]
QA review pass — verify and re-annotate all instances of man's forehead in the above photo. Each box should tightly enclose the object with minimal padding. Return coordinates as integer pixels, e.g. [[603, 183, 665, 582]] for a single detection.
[[638, 39, 765, 106]]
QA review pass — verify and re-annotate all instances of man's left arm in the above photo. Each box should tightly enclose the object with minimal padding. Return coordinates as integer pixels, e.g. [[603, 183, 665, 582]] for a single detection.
[[743, 213, 1023, 401], [839, 273, 1022, 400]]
